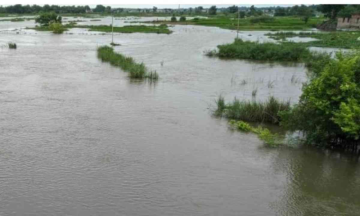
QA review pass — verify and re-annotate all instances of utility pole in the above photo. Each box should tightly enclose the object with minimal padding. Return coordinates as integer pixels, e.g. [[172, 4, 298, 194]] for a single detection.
[[237, 6, 240, 39]]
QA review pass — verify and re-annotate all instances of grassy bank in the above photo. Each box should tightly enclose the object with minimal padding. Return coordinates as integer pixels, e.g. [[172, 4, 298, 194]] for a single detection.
[[97, 46, 158, 80], [145, 16, 324, 31], [209, 39, 310, 62], [266, 31, 360, 49], [215, 95, 290, 125]]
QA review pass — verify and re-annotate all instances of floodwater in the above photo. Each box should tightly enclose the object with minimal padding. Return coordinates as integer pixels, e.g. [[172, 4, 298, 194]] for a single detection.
[[0, 17, 359, 216]]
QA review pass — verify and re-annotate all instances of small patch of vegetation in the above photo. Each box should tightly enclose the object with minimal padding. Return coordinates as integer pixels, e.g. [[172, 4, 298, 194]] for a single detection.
[[110, 42, 121, 46], [250, 16, 275, 24], [97, 46, 158, 80], [212, 39, 310, 62], [49, 22, 66, 34], [35, 12, 62, 26], [0, 18, 25, 22], [215, 95, 290, 125], [8, 42, 17, 49], [228, 120, 282, 147], [171, 15, 177, 22]]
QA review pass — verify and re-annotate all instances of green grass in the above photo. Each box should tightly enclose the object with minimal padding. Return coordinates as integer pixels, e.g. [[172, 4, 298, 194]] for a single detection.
[[211, 39, 310, 62], [266, 31, 360, 49], [97, 46, 158, 80], [215, 95, 290, 125], [145, 16, 324, 31], [0, 18, 26, 22]]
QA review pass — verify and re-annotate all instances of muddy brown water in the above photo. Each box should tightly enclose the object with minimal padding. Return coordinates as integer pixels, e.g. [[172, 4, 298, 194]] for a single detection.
[[0, 17, 359, 216]]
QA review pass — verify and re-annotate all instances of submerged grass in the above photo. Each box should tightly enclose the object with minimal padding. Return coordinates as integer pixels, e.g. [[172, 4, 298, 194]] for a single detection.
[[213, 39, 310, 62], [77, 25, 171, 34], [266, 31, 360, 49], [215, 95, 290, 125], [97, 46, 158, 80]]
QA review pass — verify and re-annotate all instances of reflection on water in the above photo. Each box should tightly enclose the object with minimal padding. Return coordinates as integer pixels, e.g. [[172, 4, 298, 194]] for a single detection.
[[0, 17, 359, 216]]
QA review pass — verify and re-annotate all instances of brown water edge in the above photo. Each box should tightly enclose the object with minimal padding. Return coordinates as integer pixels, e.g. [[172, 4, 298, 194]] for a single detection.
[[0, 18, 359, 216]]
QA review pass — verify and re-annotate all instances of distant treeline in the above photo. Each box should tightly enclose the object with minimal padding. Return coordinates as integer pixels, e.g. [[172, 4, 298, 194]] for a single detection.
[[0, 4, 92, 14]]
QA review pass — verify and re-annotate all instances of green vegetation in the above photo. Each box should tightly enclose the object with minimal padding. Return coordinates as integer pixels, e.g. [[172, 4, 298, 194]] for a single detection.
[[97, 46, 158, 80], [147, 16, 324, 31], [280, 52, 360, 149], [210, 39, 310, 62], [171, 15, 177, 22], [35, 12, 62, 26], [0, 18, 26, 22], [228, 120, 282, 147], [49, 22, 66, 34], [266, 31, 360, 49], [179, 16, 186, 22], [28, 24, 171, 34], [8, 43, 17, 49], [215, 95, 290, 125], [81, 25, 171, 34]]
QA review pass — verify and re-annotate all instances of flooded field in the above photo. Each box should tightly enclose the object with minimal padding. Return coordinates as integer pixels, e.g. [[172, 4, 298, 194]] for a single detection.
[[0, 17, 359, 216]]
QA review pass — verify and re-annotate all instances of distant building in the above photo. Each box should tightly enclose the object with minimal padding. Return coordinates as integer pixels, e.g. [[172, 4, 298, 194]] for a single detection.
[[337, 14, 360, 29]]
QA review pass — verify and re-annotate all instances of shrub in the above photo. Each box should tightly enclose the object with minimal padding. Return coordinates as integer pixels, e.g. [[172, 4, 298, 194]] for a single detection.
[[236, 121, 252, 132], [8, 43, 17, 49], [49, 22, 65, 34], [171, 15, 177, 22], [179, 16, 186, 22], [254, 127, 280, 147], [35, 12, 62, 26]]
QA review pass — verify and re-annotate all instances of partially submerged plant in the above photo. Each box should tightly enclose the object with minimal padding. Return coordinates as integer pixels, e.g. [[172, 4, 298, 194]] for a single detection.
[[8, 43, 17, 49]]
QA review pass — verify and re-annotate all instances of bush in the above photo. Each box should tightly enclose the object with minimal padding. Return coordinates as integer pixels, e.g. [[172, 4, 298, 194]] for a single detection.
[[35, 12, 62, 26], [280, 52, 360, 147], [171, 15, 177, 22], [8, 42, 17, 49], [179, 16, 186, 22], [216, 39, 310, 62], [49, 22, 65, 34]]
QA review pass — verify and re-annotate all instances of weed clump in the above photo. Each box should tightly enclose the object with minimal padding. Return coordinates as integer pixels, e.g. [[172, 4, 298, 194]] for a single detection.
[[179, 16, 186, 22], [97, 46, 158, 80]]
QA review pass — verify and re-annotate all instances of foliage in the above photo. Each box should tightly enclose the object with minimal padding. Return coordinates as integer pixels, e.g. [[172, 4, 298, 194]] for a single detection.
[[209, 6, 217, 15], [179, 16, 186, 22], [338, 5, 360, 18], [49, 22, 65, 34], [97, 46, 158, 80], [215, 95, 291, 125], [171, 15, 177, 22], [228, 5, 238, 14], [75, 25, 171, 34], [35, 12, 61, 26], [317, 5, 345, 19], [8, 43, 17, 49], [93, 5, 106, 13], [215, 39, 310, 62], [280, 52, 360, 146], [254, 127, 281, 147], [0, 4, 91, 14]]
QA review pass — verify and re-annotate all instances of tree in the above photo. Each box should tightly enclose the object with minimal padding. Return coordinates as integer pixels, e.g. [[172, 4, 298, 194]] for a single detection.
[[281, 52, 360, 146], [153, 6, 157, 13], [180, 16, 186, 22], [275, 7, 287, 16], [50, 22, 65, 34], [209, 6, 217, 15], [338, 5, 358, 18], [240, 11, 246, 18], [228, 5, 238, 14], [317, 4, 345, 19], [298, 5, 313, 23], [93, 5, 106, 13], [35, 12, 61, 26], [195, 6, 203, 14]]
